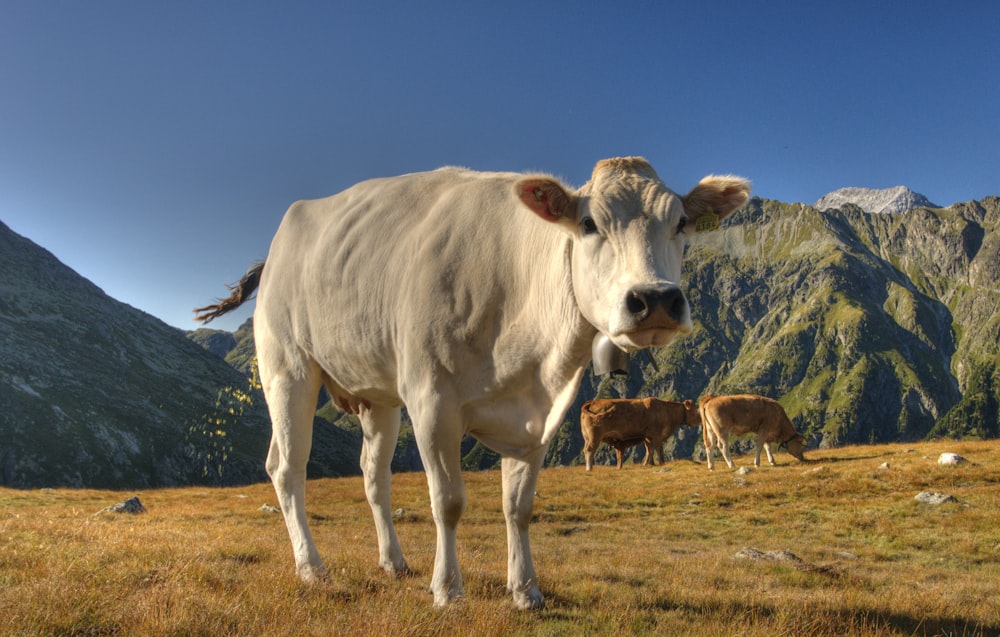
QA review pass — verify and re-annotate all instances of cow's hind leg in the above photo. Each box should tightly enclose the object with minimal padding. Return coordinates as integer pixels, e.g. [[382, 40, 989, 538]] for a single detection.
[[703, 423, 715, 471], [502, 448, 546, 609], [583, 434, 597, 471], [719, 435, 735, 469], [359, 404, 409, 577], [263, 363, 326, 583]]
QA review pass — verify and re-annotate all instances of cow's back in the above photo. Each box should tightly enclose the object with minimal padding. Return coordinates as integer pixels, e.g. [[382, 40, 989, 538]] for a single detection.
[[704, 394, 787, 436], [255, 167, 580, 411], [581, 398, 680, 439]]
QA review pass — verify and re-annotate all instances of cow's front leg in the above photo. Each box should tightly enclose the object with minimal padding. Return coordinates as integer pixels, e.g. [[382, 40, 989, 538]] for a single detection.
[[642, 442, 654, 466], [501, 449, 546, 610], [412, 410, 466, 607], [762, 441, 776, 466], [646, 440, 664, 466], [359, 405, 409, 577]]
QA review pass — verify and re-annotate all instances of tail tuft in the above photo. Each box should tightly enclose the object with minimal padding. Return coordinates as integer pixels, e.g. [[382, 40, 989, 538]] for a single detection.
[[193, 261, 265, 324]]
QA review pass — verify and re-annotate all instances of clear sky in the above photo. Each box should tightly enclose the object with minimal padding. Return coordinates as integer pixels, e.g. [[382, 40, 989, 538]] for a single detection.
[[2, 1, 997, 332]]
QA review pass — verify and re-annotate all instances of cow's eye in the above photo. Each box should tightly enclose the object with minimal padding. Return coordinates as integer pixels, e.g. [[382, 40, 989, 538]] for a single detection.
[[581, 217, 599, 235], [676, 216, 688, 234]]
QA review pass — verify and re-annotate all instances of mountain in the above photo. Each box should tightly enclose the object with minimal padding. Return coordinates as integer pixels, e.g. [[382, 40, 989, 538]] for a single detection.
[[644, 195, 999, 447], [548, 195, 998, 464], [190, 196, 1000, 470], [185, 328, 236, 360], [814, 186, 938, 215], [7, 189, 994, 488], [189, 319, 256, 374], [0, 221, 278, 488]]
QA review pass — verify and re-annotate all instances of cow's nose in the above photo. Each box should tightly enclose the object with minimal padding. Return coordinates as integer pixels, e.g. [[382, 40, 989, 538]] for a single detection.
[[625, 284, 687, 325]]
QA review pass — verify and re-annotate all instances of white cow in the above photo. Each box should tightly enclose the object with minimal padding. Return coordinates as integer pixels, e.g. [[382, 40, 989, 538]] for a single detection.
[[195, 157, 749, 609]]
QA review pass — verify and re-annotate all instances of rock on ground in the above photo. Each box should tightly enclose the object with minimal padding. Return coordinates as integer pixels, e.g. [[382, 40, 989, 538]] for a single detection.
[[914, 491, 958, 505], [98, 496, 146, 514], [937, 453, 966, 466]]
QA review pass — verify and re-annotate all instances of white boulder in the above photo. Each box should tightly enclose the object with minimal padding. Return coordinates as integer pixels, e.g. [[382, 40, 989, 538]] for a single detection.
[[937, 453, 966, 466]]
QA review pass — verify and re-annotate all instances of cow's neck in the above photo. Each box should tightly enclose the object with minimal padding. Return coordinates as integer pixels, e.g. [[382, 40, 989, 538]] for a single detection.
[[532, 229, 597, 445], [556, 234, 598, 371], [455, 224, 597, 455]]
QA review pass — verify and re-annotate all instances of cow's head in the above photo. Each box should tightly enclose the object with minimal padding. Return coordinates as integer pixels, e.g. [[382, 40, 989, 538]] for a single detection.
[[516, 157, 750, 351], [783, 434, 807, 461], [682, 399, 702, 427]]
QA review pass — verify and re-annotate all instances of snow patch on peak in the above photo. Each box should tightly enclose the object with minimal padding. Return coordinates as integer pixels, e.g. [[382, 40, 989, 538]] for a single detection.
[[815, 186, 937, 215]]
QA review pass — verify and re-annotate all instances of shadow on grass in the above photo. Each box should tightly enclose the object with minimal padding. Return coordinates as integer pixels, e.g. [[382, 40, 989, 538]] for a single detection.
[[805, 452, 888, 464], [635, 595, 1000, 636]]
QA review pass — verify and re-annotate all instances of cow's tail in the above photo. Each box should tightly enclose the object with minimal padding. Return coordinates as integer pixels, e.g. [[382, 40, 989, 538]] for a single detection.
[[698, 393, 717, 444], [193, 261, 265, 324], [697, 393, 716, 421]]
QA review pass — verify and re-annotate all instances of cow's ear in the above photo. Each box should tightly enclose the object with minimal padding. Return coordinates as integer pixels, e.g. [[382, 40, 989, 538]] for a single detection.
[[682, 175, 751, 229], [515, 178, 577, 224]]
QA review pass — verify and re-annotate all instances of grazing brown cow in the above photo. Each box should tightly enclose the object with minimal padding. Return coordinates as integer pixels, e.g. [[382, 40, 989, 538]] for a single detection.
[[580, 398, 701, 471], [699, 394, 806, 470]]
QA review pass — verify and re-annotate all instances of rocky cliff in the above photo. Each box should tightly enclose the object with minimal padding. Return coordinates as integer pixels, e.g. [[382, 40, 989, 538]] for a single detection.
[[0, 221, 275, 488], [641, 195, 999, 450]]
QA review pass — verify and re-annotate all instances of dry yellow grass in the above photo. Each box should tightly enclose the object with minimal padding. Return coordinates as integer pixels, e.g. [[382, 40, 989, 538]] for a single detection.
[[2, 440, 999, 636]]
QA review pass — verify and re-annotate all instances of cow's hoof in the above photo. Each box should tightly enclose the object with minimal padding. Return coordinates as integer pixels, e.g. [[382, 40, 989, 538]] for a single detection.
[[296, 563, 328, 584], [381, 559, 411, 578], [513, 589, 545, 610], [431, 587, 465, 609]]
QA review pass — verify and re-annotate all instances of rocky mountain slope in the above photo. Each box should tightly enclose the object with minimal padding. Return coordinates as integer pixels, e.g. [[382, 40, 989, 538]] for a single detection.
[[537, 195, 999, 466], [814, 186, 938, 215], [628, 195, 999, 454], [0, 221, 275, 488]]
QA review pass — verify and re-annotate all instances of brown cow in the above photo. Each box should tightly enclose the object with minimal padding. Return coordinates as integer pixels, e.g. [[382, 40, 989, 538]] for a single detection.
[[581, 398, 701, 471], [699, 394, 806, 470]]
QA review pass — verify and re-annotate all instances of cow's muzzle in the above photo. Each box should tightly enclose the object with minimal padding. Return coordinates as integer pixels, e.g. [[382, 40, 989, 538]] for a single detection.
[[610, 283, 691, 348], [625, 283, 688, 328]]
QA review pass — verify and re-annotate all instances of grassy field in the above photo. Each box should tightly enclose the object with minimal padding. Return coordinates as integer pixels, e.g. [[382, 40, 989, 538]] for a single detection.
[[1, 439, 998, 636]]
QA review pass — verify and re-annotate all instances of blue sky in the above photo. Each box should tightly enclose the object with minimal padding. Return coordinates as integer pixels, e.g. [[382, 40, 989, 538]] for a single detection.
[[2, 1, 997, 331]]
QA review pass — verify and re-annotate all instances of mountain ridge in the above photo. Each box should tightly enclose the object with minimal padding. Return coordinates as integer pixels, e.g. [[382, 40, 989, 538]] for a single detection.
[[3, 189, 998, 487], [189, 194, 1000, 470], [0, 220, 275, 488]]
